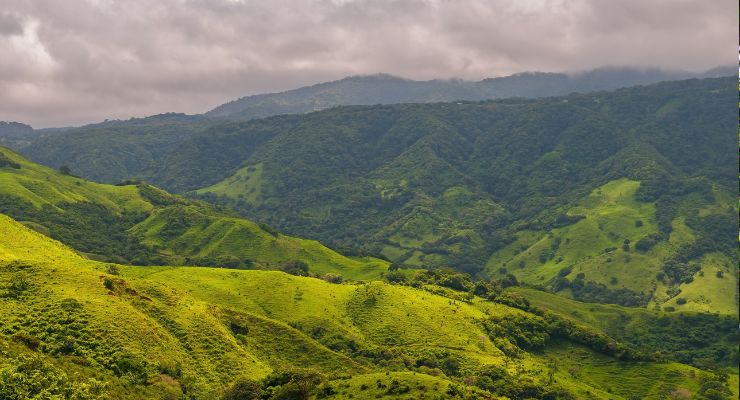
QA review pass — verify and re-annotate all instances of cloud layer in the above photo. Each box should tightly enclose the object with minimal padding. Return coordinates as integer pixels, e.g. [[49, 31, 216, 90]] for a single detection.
[[0, 0, 736, 127]]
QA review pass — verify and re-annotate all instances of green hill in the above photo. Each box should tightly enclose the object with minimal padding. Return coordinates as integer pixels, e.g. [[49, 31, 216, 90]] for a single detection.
[[0, 147, 387, 279], [486, 178, 737, 313], [18, 77, 738, 311], [0, 213, 735, 399]]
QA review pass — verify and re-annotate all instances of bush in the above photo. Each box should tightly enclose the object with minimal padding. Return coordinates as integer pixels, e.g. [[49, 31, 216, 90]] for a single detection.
[[113, 356, 148, 384], [258, 222, 280, 237], [12, 332, 40, 351], [0, 354, 106, 399], [320, 273, 344, 284], [223, 378, 262, 400], [384, 271, 407, 284], [635, 234, 662, 252], [280, 261, 309, 276], [4, 273, 31, 298], [263, 369, 324, 400], [0, 153, 20, 169]]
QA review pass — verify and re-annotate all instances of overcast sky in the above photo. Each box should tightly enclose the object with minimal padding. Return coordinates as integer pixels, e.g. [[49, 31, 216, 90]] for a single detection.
[[0, 0, 736, 128]]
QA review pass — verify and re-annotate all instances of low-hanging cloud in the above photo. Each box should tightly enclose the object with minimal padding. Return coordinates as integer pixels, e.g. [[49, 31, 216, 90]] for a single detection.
[[0, 0, 736, 128]]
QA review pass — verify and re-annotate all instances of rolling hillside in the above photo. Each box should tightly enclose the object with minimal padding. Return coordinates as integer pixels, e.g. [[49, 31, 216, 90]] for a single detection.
[[19, 76, 737, 311], [0, 213, 735, 399], [0, 146, 387, 279]]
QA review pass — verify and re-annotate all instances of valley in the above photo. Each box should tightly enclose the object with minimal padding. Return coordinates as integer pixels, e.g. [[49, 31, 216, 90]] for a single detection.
[[0, 75, 736, 400]]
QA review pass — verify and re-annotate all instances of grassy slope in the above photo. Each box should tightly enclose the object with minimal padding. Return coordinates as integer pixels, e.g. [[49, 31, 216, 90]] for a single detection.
[[0, 146, 388, 280], [196, 163, 263, 205], [1, 214, 724, 399], [487, 179, 659, 288], [486, 178, 738, 314], [129, 206, 387, 280], [0, 147, 150, 212]]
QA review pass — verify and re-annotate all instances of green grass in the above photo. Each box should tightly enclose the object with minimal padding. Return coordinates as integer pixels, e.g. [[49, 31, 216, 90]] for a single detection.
[[129, 205, 388, 280], [487, 179, 687, 303], [0, 213, 734, 399], [540, 341, 711, 400], [507, 286, 738, 368], [0, 147, 150, 212], [655, 252, 737, 315], [494, 179, 657, 283], [196, 163, 263, 204], [323, 371, 481, 399]]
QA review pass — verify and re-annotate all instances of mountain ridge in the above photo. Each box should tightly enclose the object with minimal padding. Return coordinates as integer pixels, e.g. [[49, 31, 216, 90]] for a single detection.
[[205, 65, 735, 119]]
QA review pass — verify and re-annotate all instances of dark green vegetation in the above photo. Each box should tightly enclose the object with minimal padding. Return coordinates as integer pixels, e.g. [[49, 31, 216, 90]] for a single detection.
[[22, 76, 737, 312], [0, 121, 68, 151], [1, 75, 736, 399], [0, 214, 736, 399]]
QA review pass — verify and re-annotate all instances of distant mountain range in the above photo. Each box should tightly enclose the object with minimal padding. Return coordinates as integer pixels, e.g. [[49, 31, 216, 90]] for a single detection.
[[206, 65, 736, 119], [2, 65, 732, 150]]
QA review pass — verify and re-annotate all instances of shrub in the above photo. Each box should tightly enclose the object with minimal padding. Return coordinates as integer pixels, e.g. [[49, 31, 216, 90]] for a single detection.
[[0, 354, 106, 399], [446, 384, 463, 397], [384, 271, 407, 284], [0, 153, 20, 169], [258, 222, 280, 237], [320, 273, 344, 284], [12, 332, 40, 351], [5, 274, 31, 298], [280, 261, 309, 276], [223, 378, 262, 400], [635, 234, 661, 252], [113, 356, 148, 384], [558, 266, 573, 277]]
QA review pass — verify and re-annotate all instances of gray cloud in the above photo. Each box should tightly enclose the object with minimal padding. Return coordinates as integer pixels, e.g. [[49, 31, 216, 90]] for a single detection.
[[0, 12, 23, 36], [0, 0, 736, 128]]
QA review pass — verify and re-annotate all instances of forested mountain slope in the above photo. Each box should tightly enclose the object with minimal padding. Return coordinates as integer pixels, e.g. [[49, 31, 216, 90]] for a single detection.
[[0, 213, 736, 399], [20, 77, 738, 311], [19, 67, 733, 185]]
